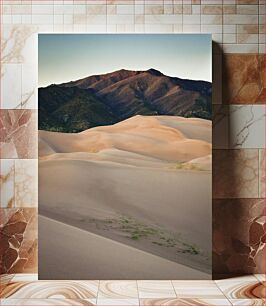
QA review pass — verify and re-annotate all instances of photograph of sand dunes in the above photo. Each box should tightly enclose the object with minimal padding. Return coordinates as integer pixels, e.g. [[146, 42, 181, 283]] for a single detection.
[[38, 34, 212, 280]]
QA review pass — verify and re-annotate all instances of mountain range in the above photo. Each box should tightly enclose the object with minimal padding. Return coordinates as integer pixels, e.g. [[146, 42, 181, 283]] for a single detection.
[[39, 69, 212, 133]]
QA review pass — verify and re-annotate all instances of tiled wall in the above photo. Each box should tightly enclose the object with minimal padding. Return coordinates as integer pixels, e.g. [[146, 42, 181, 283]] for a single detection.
[[0, 0, 265, 278]]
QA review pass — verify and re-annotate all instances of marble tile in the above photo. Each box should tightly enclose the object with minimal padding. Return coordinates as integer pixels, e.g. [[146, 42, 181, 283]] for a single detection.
[[139, 298, 232, 305], [201, 15, 222, 25], [1, 281, 99, 299], [0, 159, 15, 208], [0, 299, 97, 305], [1, 25, 38, 64], [213, 149, 259, 198], [254, 274, 266, 283], [144, 14, 182, 24], [237, 34, 259, 44], [259, 150, 265, 198], [145, 5, 164, 15], [10, 274, 38, 282], [223, 54, 264, 104], [172, 281, 224, 298], [215, 276, 265, 299], [223, 34, 236, 43], [0, 159, 37, 208], [223, 25, 237, 34], [229, 105, 265, 149], [14, 159, 37, 208], [229, 300, 266, 306], [213, 199, 266, 276], [213, 105, 229, 149], [1, 64, 22, 109], [96, 299, 139, 305], [0, 110, 37, 159], [222, 44, 259, 53], [237, 4, 259, 14], [201, 5, 223, 14], [223, 15, 258, 25], [137, 281, 176, 298], [0, 274, 15, 295], [98, 281, 138, 299], [0, 208, 38, 274], [223, 5, 237, 14], [21, 63, 38, 109], [237, 25, 259, 34], [236, 0, 259, 4]]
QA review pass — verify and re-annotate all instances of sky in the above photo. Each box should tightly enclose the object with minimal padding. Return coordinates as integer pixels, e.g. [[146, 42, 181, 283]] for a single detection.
[[38, 34, 212, 87]]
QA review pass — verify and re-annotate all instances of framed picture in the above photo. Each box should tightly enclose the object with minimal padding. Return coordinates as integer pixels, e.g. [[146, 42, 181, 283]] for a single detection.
[[38, 34, 212, 280]]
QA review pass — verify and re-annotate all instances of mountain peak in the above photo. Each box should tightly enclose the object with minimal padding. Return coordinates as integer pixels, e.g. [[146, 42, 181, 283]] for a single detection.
[[147, 68, 163, 76]]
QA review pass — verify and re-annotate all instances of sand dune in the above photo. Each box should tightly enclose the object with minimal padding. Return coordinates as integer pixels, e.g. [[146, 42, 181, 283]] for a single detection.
[[39, 115, 212, 279], [39, 215, 210, 280], [39, 115, 211, 163]]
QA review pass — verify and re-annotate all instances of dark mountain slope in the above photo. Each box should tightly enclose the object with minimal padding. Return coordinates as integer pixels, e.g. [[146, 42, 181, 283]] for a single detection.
[[39, 86, 116, 132], [39, 69, 212, 133]]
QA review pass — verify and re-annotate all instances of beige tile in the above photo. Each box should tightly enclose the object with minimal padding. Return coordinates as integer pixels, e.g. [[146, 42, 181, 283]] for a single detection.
[[98, 281, 138, 299], [145, 5, 164, 15], [107, 15, 134, 24], [10, 274, 38, 282], [259, 149, 265, 198], [135, 15, 144, 24], [223, 14, 258, 24], [140, 298, 232, 305], [163, 5, 174, 15], [12, 5, 31, 14], [192, 5, 200, 14], [237, 33, 258, 43], [201, 24, 222, 34], [237, 4, 259, 14], [259, 4, 265, 14], [182, 5, 192, 14], [116, 5, 134, 15], [229, 300, 266, 305], [144, 14, 182, 24], [138, 281, 176, 298], [223, 5, 237, 14], [0, 159, 15, 208], [135, 4, 144, 15], [258, 44, 264, 53], [144, 24, 174, 33], [237, 24, 259, 34], [32, 14, 54, 24], [87, 5, 106, 15], [222, 43, 258, 53], [183, 24, 201, 32], [96, 299, 139, 305], [32, 4, 53, 14], [201, 5, 223, 14], [15, 159, 38, 207], [236, 0, 259, 3], [172, 281, 225, 298], [107, 5, 116, 15], [223, 24, 237, 33], [201, 15, 222, 24], [1, 64, 22, 109], [2, 281, 99, 299], [215, 276, 263, 299], [183, 14, 200, 24], [223, 33, 236, 43], [1, 299, 97, 305], [116, 24, 135, 32]]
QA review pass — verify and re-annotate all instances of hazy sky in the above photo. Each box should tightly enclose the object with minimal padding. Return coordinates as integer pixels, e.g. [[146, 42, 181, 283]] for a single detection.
[[38, 34, 212, 87]]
